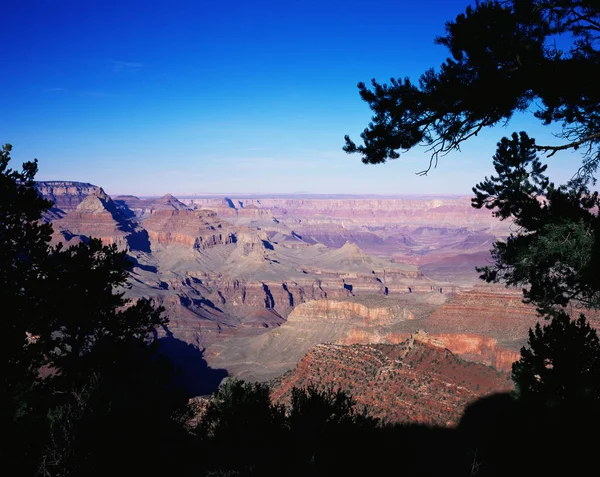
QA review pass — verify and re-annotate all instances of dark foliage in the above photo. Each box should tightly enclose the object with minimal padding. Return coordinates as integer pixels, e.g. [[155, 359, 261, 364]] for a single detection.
[[1, 144, 53, 411], [458, 392, 600, 476], [195, 379, 289, 475], [39, 340, 192, 477], [472, 132, 600, 314], [0, 144, 191, 476], [196, 378, 600, 477], [344, 1, 599, 177], [195, 379, 470, 477], [513, 311, 600, 405]]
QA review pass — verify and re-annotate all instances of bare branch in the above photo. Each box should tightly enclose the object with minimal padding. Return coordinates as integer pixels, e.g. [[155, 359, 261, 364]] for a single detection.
[[534, 132, 600, 157], [416, 122, 486, 175]]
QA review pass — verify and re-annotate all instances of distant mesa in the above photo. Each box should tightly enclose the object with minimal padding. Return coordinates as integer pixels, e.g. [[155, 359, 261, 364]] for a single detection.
[[35, 180, 103, 216], [111, 193, 189, 219]]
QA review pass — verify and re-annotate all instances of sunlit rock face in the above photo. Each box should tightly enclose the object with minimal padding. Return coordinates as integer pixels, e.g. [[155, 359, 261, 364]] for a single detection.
[[37, 183, 549, 395], [36, 181, 103, 220], [203, 288, 536, 382]]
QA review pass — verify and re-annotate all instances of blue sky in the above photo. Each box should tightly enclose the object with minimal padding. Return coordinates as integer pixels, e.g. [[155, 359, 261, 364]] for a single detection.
[[1, 0, 579, 196]]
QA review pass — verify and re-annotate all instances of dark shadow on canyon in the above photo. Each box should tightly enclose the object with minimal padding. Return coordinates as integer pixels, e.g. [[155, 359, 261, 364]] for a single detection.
[[112, 199, 136, 219], [197, 388, 600, 476], [157, 330, 228, 397], [126, 228, 152, 253], [127, 254, 158, 273]]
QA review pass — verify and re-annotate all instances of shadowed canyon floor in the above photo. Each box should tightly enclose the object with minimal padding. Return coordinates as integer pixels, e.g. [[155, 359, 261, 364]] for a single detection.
[[36, 182, 543, 420]]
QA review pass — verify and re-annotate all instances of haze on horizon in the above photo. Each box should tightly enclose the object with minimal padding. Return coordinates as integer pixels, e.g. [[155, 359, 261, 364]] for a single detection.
[[2, 0, 578, 197]]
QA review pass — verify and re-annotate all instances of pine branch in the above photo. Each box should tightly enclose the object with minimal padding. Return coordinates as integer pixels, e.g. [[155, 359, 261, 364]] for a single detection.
[[533, 133, 600, 157]]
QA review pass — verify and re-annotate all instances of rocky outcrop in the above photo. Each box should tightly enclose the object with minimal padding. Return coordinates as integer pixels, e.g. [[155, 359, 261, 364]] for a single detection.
[[36, 181, 102, 214], [412, 330, 520, 372], [289, 299, 522, 372], [143, 209, 236, 249], [270, 339, 513, 426], [423, 286, 540, 343], [50, 189, 143, 251]]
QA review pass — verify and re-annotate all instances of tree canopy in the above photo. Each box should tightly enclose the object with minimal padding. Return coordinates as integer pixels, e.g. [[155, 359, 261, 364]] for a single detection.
[[0, 144, 189, 477], [344, 0, 600, 177]]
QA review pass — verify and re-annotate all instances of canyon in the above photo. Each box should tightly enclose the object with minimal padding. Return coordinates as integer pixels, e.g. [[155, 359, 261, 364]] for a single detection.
[[270, 336, 514, 426], [35, 181, 543, 421]]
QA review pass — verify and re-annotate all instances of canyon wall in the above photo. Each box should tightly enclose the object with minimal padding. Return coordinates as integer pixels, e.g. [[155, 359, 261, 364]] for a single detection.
[[143, 209, 236, 249], [36, 181, 103, 212], [182, 196, 504, 229]]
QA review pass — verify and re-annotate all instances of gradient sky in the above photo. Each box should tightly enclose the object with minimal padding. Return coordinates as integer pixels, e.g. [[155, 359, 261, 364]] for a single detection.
[[1, 0, 580, 196]]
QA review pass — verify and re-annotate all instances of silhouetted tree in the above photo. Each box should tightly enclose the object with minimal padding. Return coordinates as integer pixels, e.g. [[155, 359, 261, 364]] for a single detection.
[[0, 144, 188, 476], [513, 311, 600, 405], [1, 144, 52, 410], [1, 143, 56, 475], [288, 385, 378, 475], [196, 379, 288, 475], [344, 1, 599, 177], [472, 132, 600, 315], [195, 380, 381, 476]]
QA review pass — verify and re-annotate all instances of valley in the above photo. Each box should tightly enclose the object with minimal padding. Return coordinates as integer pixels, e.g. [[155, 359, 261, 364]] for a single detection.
[[36, 181, 539, 422]]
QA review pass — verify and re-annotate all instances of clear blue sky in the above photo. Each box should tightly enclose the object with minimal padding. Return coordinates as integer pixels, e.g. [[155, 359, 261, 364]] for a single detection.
[[1, 0, 578, 196]]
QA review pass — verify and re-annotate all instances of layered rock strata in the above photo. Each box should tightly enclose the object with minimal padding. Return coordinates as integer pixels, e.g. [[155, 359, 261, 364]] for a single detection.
[[50, 189, 144, 251], [143, 209, 235, 249], [36, 181, 102, 212]]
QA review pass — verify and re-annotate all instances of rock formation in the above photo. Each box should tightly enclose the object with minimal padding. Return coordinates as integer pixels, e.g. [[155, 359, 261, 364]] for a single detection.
[[50, 188, 147, 251], [37, 183, 551, 392], [270, 339, 513, 426], [143, 209, 235, 249], [36, 181, 103, 219]]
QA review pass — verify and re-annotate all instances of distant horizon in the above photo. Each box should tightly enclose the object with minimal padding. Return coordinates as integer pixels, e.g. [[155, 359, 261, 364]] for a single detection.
[[35, 179, 474, 199]]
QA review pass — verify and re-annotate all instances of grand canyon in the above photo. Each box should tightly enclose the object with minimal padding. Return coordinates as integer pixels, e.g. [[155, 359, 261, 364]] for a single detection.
[[37, 180, 542, 423]]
